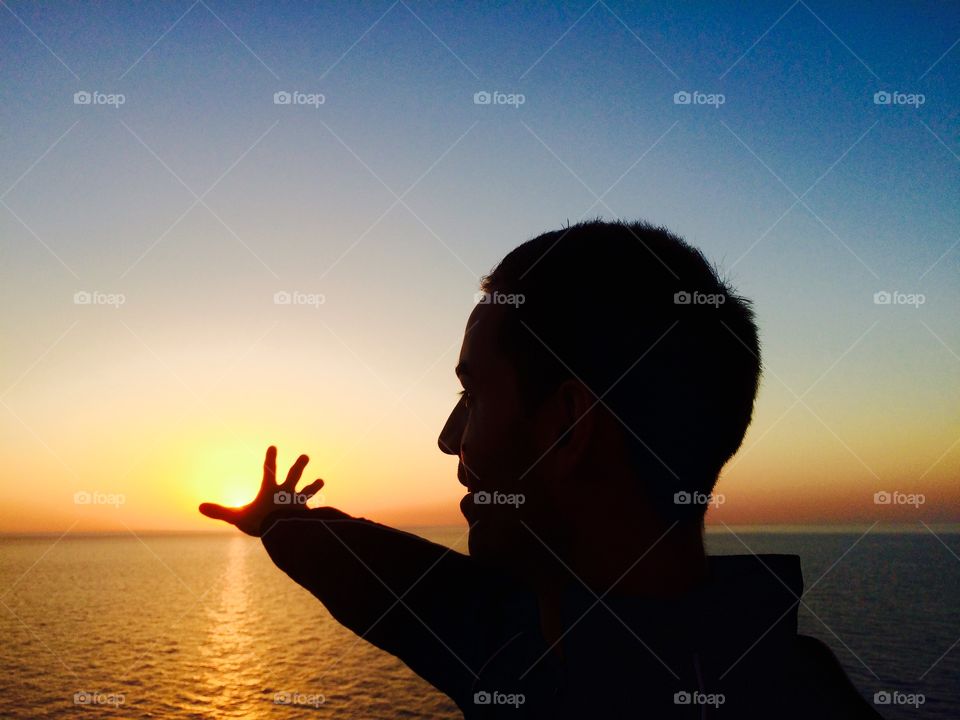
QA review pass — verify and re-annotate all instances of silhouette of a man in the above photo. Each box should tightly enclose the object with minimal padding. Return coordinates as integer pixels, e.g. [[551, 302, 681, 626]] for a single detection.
[[201, 220, 882, 718]]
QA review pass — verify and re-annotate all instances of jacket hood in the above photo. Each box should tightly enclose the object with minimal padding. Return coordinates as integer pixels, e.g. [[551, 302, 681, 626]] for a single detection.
[[467, 553, 804, 718]]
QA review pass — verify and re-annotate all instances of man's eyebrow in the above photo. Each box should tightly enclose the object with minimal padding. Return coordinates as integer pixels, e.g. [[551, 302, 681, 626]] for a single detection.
[[455, 361, 470, 378]]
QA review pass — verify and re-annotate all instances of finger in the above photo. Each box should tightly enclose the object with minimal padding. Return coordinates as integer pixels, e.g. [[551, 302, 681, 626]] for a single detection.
[[300, 478, 325, 500], [261, 445, 277, 492], [199, 503, 239, 523], [283, 454, 310, 490]]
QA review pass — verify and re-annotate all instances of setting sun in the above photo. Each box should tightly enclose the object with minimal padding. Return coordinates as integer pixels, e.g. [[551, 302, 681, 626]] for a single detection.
[[188, 444, 264, 510]]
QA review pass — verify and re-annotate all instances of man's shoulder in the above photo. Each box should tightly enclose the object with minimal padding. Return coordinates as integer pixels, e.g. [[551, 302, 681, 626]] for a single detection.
[[790, 634, 884, 719]]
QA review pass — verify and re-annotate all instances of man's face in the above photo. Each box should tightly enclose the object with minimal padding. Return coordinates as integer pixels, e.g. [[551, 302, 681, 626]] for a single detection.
[[438, 303, 548, 567]]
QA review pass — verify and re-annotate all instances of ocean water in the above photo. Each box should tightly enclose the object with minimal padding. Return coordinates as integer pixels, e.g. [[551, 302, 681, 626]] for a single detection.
[[1, 528, 956, 719]]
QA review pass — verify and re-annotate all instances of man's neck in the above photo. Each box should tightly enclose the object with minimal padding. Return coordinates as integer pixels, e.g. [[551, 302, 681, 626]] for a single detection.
[[531, 522, 706, 659], [568, 523, 706, 597]]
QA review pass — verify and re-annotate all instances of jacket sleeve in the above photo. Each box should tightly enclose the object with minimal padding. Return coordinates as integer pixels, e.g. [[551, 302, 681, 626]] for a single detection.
[[258, 506, 522, 708]]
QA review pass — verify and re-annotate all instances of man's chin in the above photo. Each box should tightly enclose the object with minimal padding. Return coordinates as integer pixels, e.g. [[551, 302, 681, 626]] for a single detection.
[[466, 522, 489, 558], [466, 516, 523, 570]]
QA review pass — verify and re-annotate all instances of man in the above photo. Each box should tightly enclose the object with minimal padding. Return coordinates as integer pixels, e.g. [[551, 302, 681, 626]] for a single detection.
[[200, 220, 882, 718]]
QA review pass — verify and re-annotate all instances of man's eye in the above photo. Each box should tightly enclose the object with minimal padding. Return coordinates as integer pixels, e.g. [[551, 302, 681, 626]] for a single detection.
[[458, 390, 472, 406]]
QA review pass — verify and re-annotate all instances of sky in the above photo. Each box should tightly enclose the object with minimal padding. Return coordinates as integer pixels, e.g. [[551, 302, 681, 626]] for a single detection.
[[1, 1, 958, 533]]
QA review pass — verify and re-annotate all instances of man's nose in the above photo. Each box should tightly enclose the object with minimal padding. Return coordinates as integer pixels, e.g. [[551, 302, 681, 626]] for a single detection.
[[438, 405, 462, 455], [438, 436, 457, 455], [437, 424, 458, 455]]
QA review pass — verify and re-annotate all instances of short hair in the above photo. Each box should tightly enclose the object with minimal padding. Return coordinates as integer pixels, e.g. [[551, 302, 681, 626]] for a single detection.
[[480, 219, 761, 522]]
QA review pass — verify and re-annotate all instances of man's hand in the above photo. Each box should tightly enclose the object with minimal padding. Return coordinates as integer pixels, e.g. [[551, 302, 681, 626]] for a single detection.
[[199, 445, 325, 537]]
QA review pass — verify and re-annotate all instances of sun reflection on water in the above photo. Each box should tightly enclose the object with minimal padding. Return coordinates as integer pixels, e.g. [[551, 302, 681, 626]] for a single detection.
[[198, 536, 267, 717]]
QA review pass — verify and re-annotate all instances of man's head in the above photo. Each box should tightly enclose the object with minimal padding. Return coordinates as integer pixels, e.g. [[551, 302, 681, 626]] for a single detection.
[[438, 219, 761, 576]]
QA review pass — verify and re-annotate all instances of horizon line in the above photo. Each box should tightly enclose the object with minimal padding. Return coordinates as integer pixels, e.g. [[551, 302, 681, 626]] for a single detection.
[[2, 521, 959, 538]]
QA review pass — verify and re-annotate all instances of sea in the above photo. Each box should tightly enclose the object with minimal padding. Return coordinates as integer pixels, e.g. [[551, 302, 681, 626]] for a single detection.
[[1, 527, 957, 719]]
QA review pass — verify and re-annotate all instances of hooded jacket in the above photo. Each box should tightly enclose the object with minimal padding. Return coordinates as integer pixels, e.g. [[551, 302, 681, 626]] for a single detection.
[[260, 507, 883, 719]]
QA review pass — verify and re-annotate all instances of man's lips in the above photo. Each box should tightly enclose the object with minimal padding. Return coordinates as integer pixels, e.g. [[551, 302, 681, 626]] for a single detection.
[[457, 463, 471, 489]]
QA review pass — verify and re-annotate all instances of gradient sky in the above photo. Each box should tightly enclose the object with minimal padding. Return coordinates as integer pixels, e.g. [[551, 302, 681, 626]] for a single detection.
[[1, 1, 958, 532]]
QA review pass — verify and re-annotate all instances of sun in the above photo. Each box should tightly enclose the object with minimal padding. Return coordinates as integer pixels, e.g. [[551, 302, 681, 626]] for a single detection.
[[189, 444, 264, 510], [221, 481, 254, 508]]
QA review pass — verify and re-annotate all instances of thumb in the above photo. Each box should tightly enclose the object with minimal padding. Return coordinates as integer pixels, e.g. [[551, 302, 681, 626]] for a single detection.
[[198, 503, 239, 523]]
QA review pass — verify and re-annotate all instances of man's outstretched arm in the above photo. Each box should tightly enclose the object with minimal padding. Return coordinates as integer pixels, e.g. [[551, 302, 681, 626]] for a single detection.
[[258, 506, 513, 703], [199, 446, 522, 708]]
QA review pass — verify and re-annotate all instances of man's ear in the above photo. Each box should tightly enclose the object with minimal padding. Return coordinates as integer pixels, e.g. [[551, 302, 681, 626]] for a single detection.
[[548, 378, 597, 464]]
